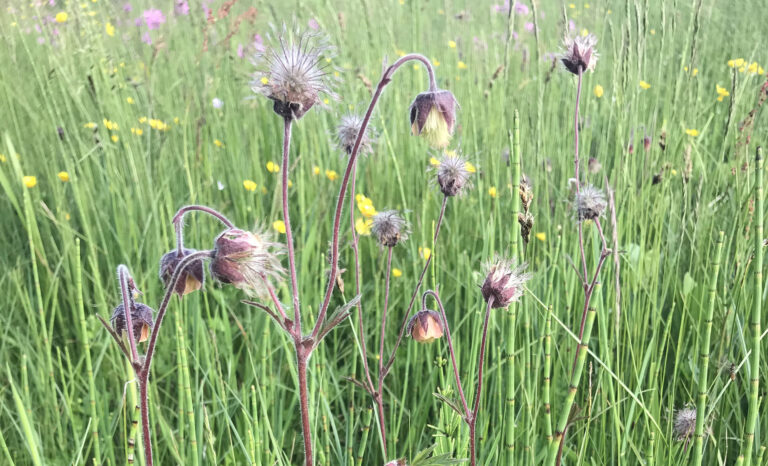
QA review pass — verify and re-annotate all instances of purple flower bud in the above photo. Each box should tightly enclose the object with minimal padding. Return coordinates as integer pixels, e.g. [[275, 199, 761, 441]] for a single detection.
[[159, 248, 206, 296], [481, 259, 531, 308], [409, 89, 458, 149], [110, 302, 154, 342], [407, 310, 444, 343], [209, 228, 285, 297], [643, 135, 652, 152]]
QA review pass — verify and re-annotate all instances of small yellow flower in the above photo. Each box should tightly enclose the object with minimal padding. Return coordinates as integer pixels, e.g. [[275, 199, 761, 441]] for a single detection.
[[395, 49, 406, 57], [457, 61, 468, 70], [131, 127, 144, 135], [650, 29, 656, 35], [359, 203, 377, 218], [105, 22, 115, 36], [419, 247, 431, 261], [313, 166, 321, 175], [173, 117, 180, 124], [432, 59, 440, 66], [692, 68, 698, 76], [260, 77, 269, 85], [429, 156, 440, 167], [138, 116, 148, 124], [126, 97, 134, 104], [55, 12, 68, 23], [716, 84, 730, 102], [535, 232, 546, 242], [23, 176, 37, 188], [83, 122, 97, 129], [581, 29, 589, 37], [392, 268, 403, 278], [323, 98, 330, 105], [325, 169, 338, 181], [670, 169, 678, 176], [738, 65, 746, 73], [488, 186, 497, 198], [568, 3, 575, 8], [728, 58, 745, 68], [272, 220, 286, 234], [214, 139, 224, 148], [103, 118, 119, 131], [355, 218, 373, 236], [747, 62, 759, 73], [288, 180, 293, 188], [57, 171, 70, 182], [685, 129, 699, 137], [243, 180, 257, 191], [0, 154, 6, 163], [464, 162, 477, 173], [593, 84, 604, 98], [639, 81, 651, 90], [448, 40, 457, 49], [111, 134, 119, 142], [266, 161, 280, 173]]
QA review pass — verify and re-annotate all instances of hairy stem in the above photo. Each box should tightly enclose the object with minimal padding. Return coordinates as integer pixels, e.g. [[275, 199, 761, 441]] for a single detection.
[[139, 380, 152, 466], [281, 117, 302, 334], [172, 205, 235, 253], [469, 298, 495, 466], [117, 265, 139, 365], [296, 344, 313, 466]]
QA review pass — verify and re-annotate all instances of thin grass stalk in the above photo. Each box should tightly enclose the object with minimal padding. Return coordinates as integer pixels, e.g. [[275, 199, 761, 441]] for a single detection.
[[375, 247, 394, 454], [694, 231, 724, 465], [741, 146, 763, 465], [356, 407, 373, 466], [548, 308, 597, 466], [544, 306, 553, 445], [469, 297, 496, 466]]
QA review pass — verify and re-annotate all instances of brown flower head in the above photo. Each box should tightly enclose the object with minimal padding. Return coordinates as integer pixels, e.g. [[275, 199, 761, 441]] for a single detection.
[[158, 248, 205, 296], [251, 25, 336, 120], [573, 185, 607, 222], [560, 34, 598, 75], [407, 309, 444, 343], [409, 89, 458, 149], [434, 153, 472, 197], [481, 258, 531, 308], [335, 113, 375, 156], [371, 210, 410, 247], [209, 228, 285, 297], [110, 302, 154, 343]]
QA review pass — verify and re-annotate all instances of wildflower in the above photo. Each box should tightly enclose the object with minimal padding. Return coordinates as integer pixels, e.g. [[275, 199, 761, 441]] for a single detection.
[[357, 198, 377, 218], [84, 122, 97, 129], [103, 119, 119, 131], [457, 61, 468, 70], [110, 135, 119, 143], [209, 228, 285, 298], [535, 232, 546, 242], [23, 176, 37, 188], [488, 186, 497, 198], [110, 302, 154, 342], [639, 81, 651, 90], [335, 113, 375, 155], [105, 22, 115, 36], [325, 169, 338, 181], [57, 171, 70, 182], [243, 180, 257, 191], [126, 97, 134, 104], [312, 166, 320, 175], [142, 9, 166, 30], [409, 89, 459, 149], [559, 34, 598, 74], [131, 127, 143, 136], [429, 156, 440, 167], [448, 40, 457, 48], [716, 84, 730, 101], [407, 310, 444, 343], [212, 98, 224, 109], [158, 248, 206, 296], [481, 258, 531, 308], [55, 12, 68, 23], [643, 135, 652, 152], [573, 185, 607, 222], [419, 247, 431, 260], [392, 268, 403, 278], [251, 25, 336, 120], [464, 161, 477, 173], [371, 210, 410, 247], [174, 0, 190, 16], [588, 157, 602, 174], [593, 84, 604, 98], [685, 129, 699, 137], [748, 62, 759, 73], [355, 218, 373, 236], [266, 161, 280, 173], [272, 220, 286, 234], [673, 407, 697, 442], [434, 154, 472, 197]]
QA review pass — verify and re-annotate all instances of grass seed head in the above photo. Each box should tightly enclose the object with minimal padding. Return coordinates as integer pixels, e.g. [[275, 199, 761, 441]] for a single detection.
[[158, 248, 205, 296], [110, 302, 155, 343], [371, 210, 410, 247], [409, 89, 458, 149], [481, 258, 531, 308], [407, 309, 444, 343], [209, 228, 285, 298]]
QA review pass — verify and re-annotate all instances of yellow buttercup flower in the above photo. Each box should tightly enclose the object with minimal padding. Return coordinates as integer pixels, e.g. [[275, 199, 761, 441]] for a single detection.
[[55, 12, 68, 23], [83, 122, 97, 129], [243, 180, 257, 191], [105, 22, 115, 36], [131, 127, 144, 135], [266, 161, 279, 173], [313, 166, 320, 175], [457, 61, 467, 70], [639, 81, 651, 90], [429, 157, 440, 167], [325, 169, 338, 181], [126, 97, 134, 104], [419, 247, 431, 261], [23, 176, 37, 188], [593, 84, 604, 98], [392, 268, 403, 278], [214, 139, 224, 148], [272, 220, 286, 234], [685, 129, 699, 137], [355, 218, 373, 236], [728, 58, 745, 68], [57, 171, 70, 182], [260, 77, 269, 85], [464, 162, 477, 173], [747, 62, 759, 73], [716, 84, 730, 102], [111, 134, 119, 142], [535, 232, 546, 242], [448, 40, 456, 49], [488, 186, 497, 198]]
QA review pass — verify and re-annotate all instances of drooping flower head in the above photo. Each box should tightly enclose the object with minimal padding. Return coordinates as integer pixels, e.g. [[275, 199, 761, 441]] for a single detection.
[[110, 302, 155, 343], [407, 309, 444, 343], [572, 185, 607, 222], [481, 258, 531, 308], [409, 89, 458, 149], [433, 153, 472, 197], [335, 113, 375, 156], [251, 24, 336, 120], [560, 34, 598, 75], [158, 248, 206, 297], [371, 210, 410, 247], [209, 228, 285, 297]]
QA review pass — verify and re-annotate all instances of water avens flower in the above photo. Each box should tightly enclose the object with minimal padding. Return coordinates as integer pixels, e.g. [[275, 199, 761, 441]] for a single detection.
[[335, 113, 375, 155], [434, 153, 472, 196], [209, 228, 285, 297], [560, 33, 598, 74], [158, 248, 205, 296], [407, 309, 444, 343], [251, 25, 336, 120], [573, 185, 607, 222], [481, 258, 531, 308], [371, 210, 409, 247], [409, 89, 458, 149], [110, 302, 154, 343]]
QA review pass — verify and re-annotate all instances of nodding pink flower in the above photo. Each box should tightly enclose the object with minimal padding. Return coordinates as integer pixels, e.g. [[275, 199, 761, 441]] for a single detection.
[[514, 2, 529, 15], [174, 0, 189, 16], [559, 34, 598, 74], [142, 9, 166, 30], [111, 302, 155, 343], [159, 248, 205, 296], [308, 18, 319, 30], [524, 22, 534, 32]]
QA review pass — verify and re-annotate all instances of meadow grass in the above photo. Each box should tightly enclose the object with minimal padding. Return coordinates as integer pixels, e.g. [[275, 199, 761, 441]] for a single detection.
[[1, 0, 767, 464]]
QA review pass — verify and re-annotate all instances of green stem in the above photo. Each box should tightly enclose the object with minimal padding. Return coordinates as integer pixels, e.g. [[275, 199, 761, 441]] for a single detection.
[[694, 231, 724, 465], [126, 405, 139, 466], [356, 407, 373, 465], [544, 306, 553, 445]]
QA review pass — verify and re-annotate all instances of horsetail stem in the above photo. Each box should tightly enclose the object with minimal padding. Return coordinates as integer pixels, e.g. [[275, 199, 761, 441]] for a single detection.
[[175, 308, 199, 466], [356, 407, 373, 466], [126, 404, 139, 465], [544, 306, 553, 444], [694, 231, 724, 465]]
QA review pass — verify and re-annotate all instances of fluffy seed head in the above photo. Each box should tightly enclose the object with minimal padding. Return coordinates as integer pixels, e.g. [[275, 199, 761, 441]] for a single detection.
[[251, 25, 336, 120], [335, 113, 375, 156], [407, 310, 444, 343], [409, 89, 458, 149], [209, 228, 285, 298], [673, 407, 697, 441], [384, 460, 407, 466], [159, 248, 206, 296], [560, 34, 598, 74], [481, 258, 531, 308], [371, 210, 410, 247], [573, 185, 607, 222], [434, 154, 472, 197], [110, 302, 154, 343]]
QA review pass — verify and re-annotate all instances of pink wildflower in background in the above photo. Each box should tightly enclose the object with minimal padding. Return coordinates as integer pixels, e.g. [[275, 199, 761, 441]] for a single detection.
[[174, 0, 189, 16], [143, 9, 165, 30]]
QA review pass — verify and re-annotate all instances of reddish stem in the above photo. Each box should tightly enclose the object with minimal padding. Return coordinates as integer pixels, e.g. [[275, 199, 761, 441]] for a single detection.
[[172, 205, 235, 254], [374, 247, 394, 454], [280, 117, 302, 335], [296, 344, 313, 466], [469, 298, 495, 466], [117, 265, 140, 364]]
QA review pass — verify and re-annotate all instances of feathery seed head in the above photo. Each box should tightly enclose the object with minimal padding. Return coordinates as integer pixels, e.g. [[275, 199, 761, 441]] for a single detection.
[[159, 248, 206, 296], [481, 258, 531, 308], [434, 153, 472, 196], [371, 210, 410, 247], [573, 185, 607, 222], [409, 89, 458, 149], [560, 34, 598, 75], [673, 407, 697, 441], [209, 228, 285, 297], [335, 113, 375, 156]]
